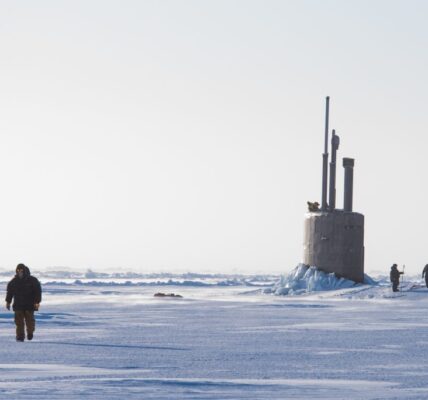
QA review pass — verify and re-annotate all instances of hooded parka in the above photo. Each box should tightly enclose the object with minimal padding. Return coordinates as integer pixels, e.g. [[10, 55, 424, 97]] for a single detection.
[[6, 266, 42, 311]]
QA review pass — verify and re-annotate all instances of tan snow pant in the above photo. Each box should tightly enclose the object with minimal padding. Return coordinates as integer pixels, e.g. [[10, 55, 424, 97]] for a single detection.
[[14, 310, 35, 339]]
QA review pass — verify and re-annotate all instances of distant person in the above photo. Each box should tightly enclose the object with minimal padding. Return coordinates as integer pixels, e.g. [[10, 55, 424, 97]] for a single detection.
[[5, 264, 42, 342], [307, 201, 320, 212], [422, 264, 428, 288], [390, 264, 403, 292]]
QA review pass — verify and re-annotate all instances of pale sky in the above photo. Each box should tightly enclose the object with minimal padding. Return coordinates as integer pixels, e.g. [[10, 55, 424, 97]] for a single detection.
[[0, 0, 427, 275]]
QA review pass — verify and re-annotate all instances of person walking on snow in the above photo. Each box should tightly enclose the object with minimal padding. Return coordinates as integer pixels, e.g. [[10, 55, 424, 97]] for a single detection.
[[5, 264, 42, 342], [422, 264, 428, 288], [390, 264, 403, 292]]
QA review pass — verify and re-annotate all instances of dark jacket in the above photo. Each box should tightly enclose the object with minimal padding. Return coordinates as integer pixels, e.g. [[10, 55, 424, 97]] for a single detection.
[[390, 267, 403, 283], [6, 266, 42, 311], [423, 265, 428, 279]]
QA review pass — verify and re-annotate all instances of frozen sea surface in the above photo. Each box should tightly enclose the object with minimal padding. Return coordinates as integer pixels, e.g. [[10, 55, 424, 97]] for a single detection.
[[1, 277, 428, 399]]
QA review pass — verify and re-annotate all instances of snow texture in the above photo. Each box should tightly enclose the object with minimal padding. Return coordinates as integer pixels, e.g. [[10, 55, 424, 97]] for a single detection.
[[0, 272, 428, 399]]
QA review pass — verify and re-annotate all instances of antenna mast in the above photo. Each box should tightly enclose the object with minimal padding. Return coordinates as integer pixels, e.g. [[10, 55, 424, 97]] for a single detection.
[[321, 96, 330, 211]]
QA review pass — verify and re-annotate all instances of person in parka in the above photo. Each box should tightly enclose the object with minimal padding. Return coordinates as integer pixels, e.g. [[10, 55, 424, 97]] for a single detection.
[[422, 264, 428, 288], [390, 264, 403, 292], [5, 264, 42, 341]]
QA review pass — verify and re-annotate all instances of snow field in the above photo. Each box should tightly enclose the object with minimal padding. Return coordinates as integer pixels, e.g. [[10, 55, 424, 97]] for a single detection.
[[0, 278, 428, 399]]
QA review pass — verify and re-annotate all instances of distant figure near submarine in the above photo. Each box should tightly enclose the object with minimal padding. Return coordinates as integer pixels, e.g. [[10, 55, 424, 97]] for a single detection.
[[422, 264, 428, 288], [390, 264, 403, 292], [303, 97, 365, 283]]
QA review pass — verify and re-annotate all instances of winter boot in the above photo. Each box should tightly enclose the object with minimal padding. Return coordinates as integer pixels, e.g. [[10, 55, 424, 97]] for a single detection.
[[16, 336, 24, 342], [27, 333, 33, 341]]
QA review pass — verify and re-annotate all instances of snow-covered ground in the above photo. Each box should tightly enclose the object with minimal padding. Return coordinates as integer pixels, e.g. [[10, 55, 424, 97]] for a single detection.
[[1, 271, 428, 399]]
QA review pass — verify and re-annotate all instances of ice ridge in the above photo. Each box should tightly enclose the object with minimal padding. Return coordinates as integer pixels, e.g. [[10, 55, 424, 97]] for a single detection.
[[266, 264, 376, 296]]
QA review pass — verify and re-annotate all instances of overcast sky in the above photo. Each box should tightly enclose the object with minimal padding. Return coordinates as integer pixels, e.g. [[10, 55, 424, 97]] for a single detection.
[[0, 0, 427, 275]]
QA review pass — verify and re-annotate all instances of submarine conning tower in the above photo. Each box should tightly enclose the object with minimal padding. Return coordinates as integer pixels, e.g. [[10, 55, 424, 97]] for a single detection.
[[303, 97, 365, 283]]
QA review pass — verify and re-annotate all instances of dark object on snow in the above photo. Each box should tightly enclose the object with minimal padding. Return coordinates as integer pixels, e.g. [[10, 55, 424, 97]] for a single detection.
[[5, 264, 42, 341], [390, 264, 404, 292], [303, 97, 365, 283], [422, 264, 428, 288], [307, 201, 320, 212], [154, 292, 183, 298]]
